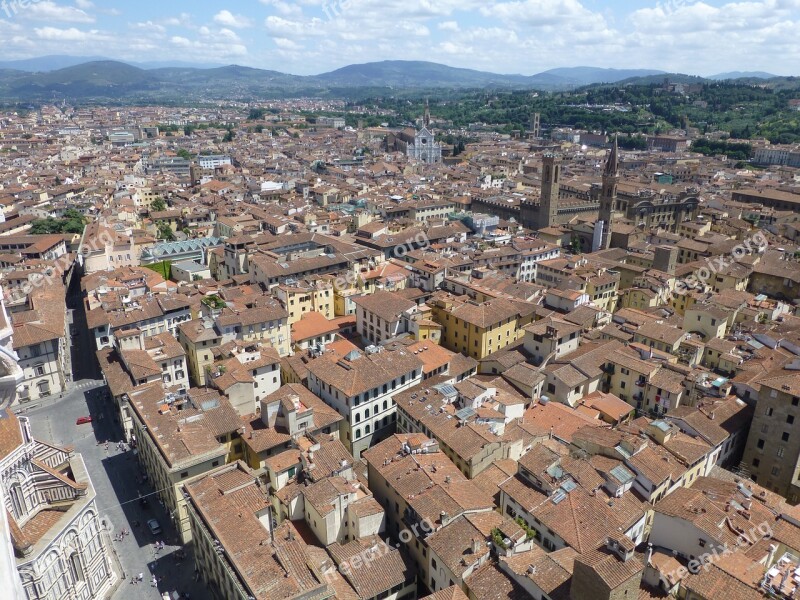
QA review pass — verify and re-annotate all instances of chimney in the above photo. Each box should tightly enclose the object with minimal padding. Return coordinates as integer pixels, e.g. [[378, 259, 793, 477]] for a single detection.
[[471, 538, 482, 554], [646, 544, 653, 566], [767, 544, 778, 567]]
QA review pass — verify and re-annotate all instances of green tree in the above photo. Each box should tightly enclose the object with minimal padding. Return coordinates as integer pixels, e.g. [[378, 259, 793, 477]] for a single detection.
[[30, 209, 85, 234], [30, 218, 62, 234], [61, 216, 86, 234], [150, 197, 167, 212], [156, 222, 176, 241]]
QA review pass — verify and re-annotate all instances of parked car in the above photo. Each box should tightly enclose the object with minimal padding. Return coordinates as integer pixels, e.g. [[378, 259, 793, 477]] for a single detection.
[[147, 519, 162, 535], [75, 416, 92, 425]]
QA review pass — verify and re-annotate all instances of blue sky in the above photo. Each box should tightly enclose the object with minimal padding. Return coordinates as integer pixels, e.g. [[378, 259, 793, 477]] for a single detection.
[[0, 0, 797, 75]]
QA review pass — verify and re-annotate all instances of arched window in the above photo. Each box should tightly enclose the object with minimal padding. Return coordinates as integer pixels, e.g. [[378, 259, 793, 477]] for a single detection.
[[355, 413, 361, 423], [365, 425, 371, 435], [364, 408, 370, 418], [68, 552, 84, 582], [382, 400, 388, 410], [9, 482, 25, 518], [354, 428, 361, 439]]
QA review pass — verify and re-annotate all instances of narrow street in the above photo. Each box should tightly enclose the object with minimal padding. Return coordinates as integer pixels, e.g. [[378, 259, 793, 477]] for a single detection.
[[21, 387, 206, 600], [66, 269, 100, 382]]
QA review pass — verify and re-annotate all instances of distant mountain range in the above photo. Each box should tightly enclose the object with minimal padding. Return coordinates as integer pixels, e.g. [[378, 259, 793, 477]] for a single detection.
[[0, 57, 794, 102], [708, 71, 777, 80], [0, 55, 225, 72]]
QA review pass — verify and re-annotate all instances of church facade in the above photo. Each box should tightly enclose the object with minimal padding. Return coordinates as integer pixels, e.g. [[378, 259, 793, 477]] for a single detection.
[[406, 125, 442, 164], [406, 101, 442, 164]]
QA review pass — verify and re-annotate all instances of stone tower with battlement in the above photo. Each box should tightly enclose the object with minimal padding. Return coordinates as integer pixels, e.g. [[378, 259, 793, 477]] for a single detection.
[[537, 152, 561, 230]]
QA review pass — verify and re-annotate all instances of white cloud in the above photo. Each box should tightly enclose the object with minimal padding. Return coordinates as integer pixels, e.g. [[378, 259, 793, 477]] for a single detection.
[[260, 0, 304, 18], [1, 0, 797, 78], [629, 0, 799, 33], [131, 20, 166, 34], [24, 1, 94, 23], [265, 15, 325, 37], [213, 10, 253, 29], [483, 0, 608, 32], [439, 41, 472, 55], [622, 0, 800, 74], [162, 13, 193, 28], [34, 26, 98, 40], [273, 37, 302, 50], [217, 28, 242, 42], [167, 27, 248, 60]]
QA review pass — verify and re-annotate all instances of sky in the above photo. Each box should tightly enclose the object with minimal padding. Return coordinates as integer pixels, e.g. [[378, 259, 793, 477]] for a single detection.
[[0, 0, 798, 76]]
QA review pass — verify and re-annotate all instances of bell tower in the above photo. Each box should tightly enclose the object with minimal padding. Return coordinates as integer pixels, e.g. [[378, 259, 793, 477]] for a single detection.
[[598, 135, 619, 250]]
